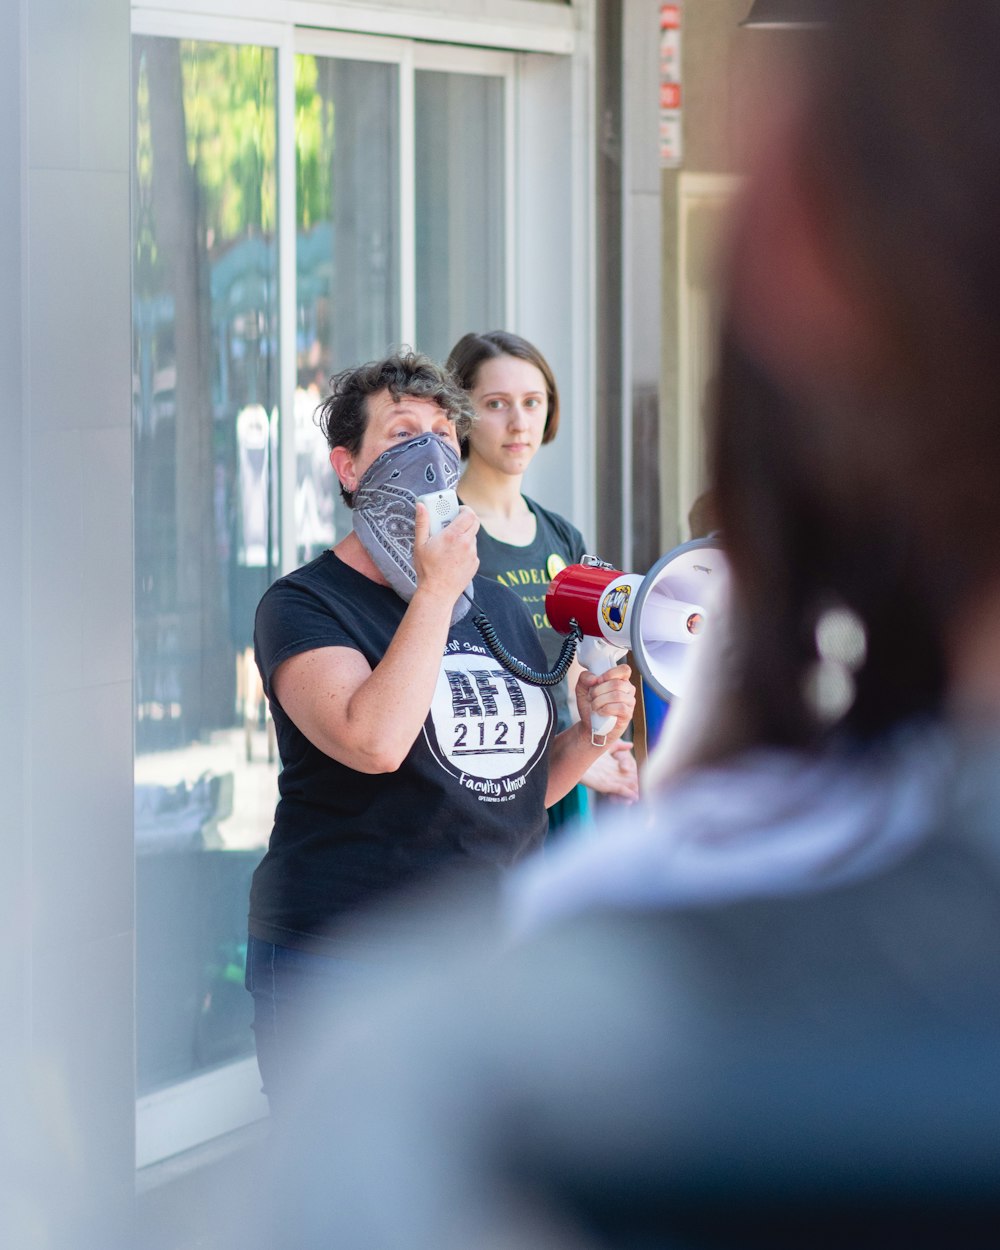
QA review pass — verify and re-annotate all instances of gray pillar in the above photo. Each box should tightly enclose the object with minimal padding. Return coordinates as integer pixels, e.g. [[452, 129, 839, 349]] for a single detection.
[[2, 0, 136, 1244]]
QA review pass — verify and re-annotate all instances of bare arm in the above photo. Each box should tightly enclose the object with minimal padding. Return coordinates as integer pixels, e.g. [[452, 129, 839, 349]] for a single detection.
[[545, 664, 636, 806], [272, 504, 480, 773]]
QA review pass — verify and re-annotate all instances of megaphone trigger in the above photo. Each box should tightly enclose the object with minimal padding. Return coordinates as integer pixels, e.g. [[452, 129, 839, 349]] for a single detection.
[[577, 636, 629, 746]]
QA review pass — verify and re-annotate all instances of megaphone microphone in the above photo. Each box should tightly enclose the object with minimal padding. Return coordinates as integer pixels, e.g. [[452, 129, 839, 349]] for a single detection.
[[545, 539, 727, 744]]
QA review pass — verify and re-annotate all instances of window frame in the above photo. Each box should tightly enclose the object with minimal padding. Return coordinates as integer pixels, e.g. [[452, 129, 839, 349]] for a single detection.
[[133, 0, 577, 56], [131, 2, 582, 1169]]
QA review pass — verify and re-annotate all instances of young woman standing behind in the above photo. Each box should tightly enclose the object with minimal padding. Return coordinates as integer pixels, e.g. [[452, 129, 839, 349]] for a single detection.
[[447, 330, 639, 836]]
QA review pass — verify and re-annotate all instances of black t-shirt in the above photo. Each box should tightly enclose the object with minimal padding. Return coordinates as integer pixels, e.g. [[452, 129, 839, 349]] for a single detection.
[[250, 552, 554, 952], [471, 495, 587, 732]]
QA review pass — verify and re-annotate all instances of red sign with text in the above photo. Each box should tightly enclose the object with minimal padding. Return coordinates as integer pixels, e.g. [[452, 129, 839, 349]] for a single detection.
[[660, 2, 682, 166]]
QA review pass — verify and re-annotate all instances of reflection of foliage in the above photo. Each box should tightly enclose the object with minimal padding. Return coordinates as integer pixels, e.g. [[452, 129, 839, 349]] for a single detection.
[[132, 36, 283, 743], [180, 42, 277, 241], [135, 42, 333, 240], [296, 55, 335, 229], [133, 51, 159, 288]]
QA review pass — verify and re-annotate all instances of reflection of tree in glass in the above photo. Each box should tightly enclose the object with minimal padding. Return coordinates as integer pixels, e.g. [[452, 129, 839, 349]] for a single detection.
[[181, 42, 277, 240], [294, 55, 400, 374], [296, 55, 336, 230], [132, 37, 280, 746]]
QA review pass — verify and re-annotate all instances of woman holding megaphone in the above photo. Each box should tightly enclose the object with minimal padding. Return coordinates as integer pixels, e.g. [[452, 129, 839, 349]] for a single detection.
[[245, 350, 635, 1119], [448, 330, 640, 835]]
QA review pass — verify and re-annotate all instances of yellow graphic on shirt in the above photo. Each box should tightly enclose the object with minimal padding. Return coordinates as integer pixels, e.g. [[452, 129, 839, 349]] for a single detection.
[[494, 563, 556, 631], [546, 553, 567, 581], [495, 567, 549, 588], [495, 553, 576, 631]]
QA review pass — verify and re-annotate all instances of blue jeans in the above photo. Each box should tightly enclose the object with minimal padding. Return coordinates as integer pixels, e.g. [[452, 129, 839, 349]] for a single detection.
[[245, 935, 371, 1121]]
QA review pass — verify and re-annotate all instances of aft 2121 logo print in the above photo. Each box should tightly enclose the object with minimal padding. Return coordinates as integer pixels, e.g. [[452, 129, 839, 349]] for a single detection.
[[424, 651, 552, 799]]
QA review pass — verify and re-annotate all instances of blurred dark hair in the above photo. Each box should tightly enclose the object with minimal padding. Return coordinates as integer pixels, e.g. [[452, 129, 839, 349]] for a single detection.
[[708, 0, 1000, 754], [709, 332, 947, 753], [446, 330, 561, 459], [318, 350, 474, 506]]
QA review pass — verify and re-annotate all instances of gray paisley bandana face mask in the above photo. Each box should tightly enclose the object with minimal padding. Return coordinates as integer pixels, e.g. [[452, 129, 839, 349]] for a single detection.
[[352, 432, 474, 625]]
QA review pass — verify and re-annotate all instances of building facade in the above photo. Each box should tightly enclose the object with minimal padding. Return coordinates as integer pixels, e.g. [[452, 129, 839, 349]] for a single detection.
[[3, 0, 770, 1242]]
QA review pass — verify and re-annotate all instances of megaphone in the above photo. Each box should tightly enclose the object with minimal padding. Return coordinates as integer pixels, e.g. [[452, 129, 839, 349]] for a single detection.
[[545, 538, 728, 742]]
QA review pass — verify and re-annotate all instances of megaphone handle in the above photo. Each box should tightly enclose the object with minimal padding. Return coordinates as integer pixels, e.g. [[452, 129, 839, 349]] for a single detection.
[[577, 636, 628, 746]]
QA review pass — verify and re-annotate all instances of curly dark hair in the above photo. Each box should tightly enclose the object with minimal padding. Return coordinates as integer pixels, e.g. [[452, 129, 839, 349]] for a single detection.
[[317, 350, 475, 506]]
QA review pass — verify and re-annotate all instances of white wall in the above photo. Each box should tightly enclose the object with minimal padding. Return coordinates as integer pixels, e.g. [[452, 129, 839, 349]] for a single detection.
[[1, 0, 28, 1063], [2, 0, 136, 1243]]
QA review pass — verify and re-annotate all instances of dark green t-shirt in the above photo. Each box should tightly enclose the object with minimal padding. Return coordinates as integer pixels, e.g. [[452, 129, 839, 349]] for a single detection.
[[470, 495, 587, 733]]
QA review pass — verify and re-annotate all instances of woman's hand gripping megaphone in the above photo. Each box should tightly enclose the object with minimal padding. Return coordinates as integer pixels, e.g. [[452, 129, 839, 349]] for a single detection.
[[576, 635, 630, 744]]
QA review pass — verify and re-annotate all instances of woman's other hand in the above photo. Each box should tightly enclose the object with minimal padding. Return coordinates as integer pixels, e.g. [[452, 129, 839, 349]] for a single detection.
[[573, 664, 636, 745], [581, 740, 639, 803]]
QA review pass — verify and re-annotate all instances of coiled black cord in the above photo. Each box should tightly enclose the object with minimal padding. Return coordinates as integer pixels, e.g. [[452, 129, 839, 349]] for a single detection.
[[470, 611, 582, 686]]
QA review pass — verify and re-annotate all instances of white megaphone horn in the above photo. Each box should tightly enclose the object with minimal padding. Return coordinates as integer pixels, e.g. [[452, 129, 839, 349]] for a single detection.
[[545, 538, 728, 744]]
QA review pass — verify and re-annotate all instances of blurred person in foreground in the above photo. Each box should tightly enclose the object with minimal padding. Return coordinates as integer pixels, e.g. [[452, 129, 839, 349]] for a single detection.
[[247, 6, 1000, 1246]]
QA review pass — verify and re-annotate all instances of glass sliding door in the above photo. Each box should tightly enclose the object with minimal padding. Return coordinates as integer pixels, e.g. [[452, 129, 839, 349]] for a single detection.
[[293, 52, 400, 558], [132, 35, 279, 1102], [132, 20, 514, 1163], [414, 69, 506, 362]]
